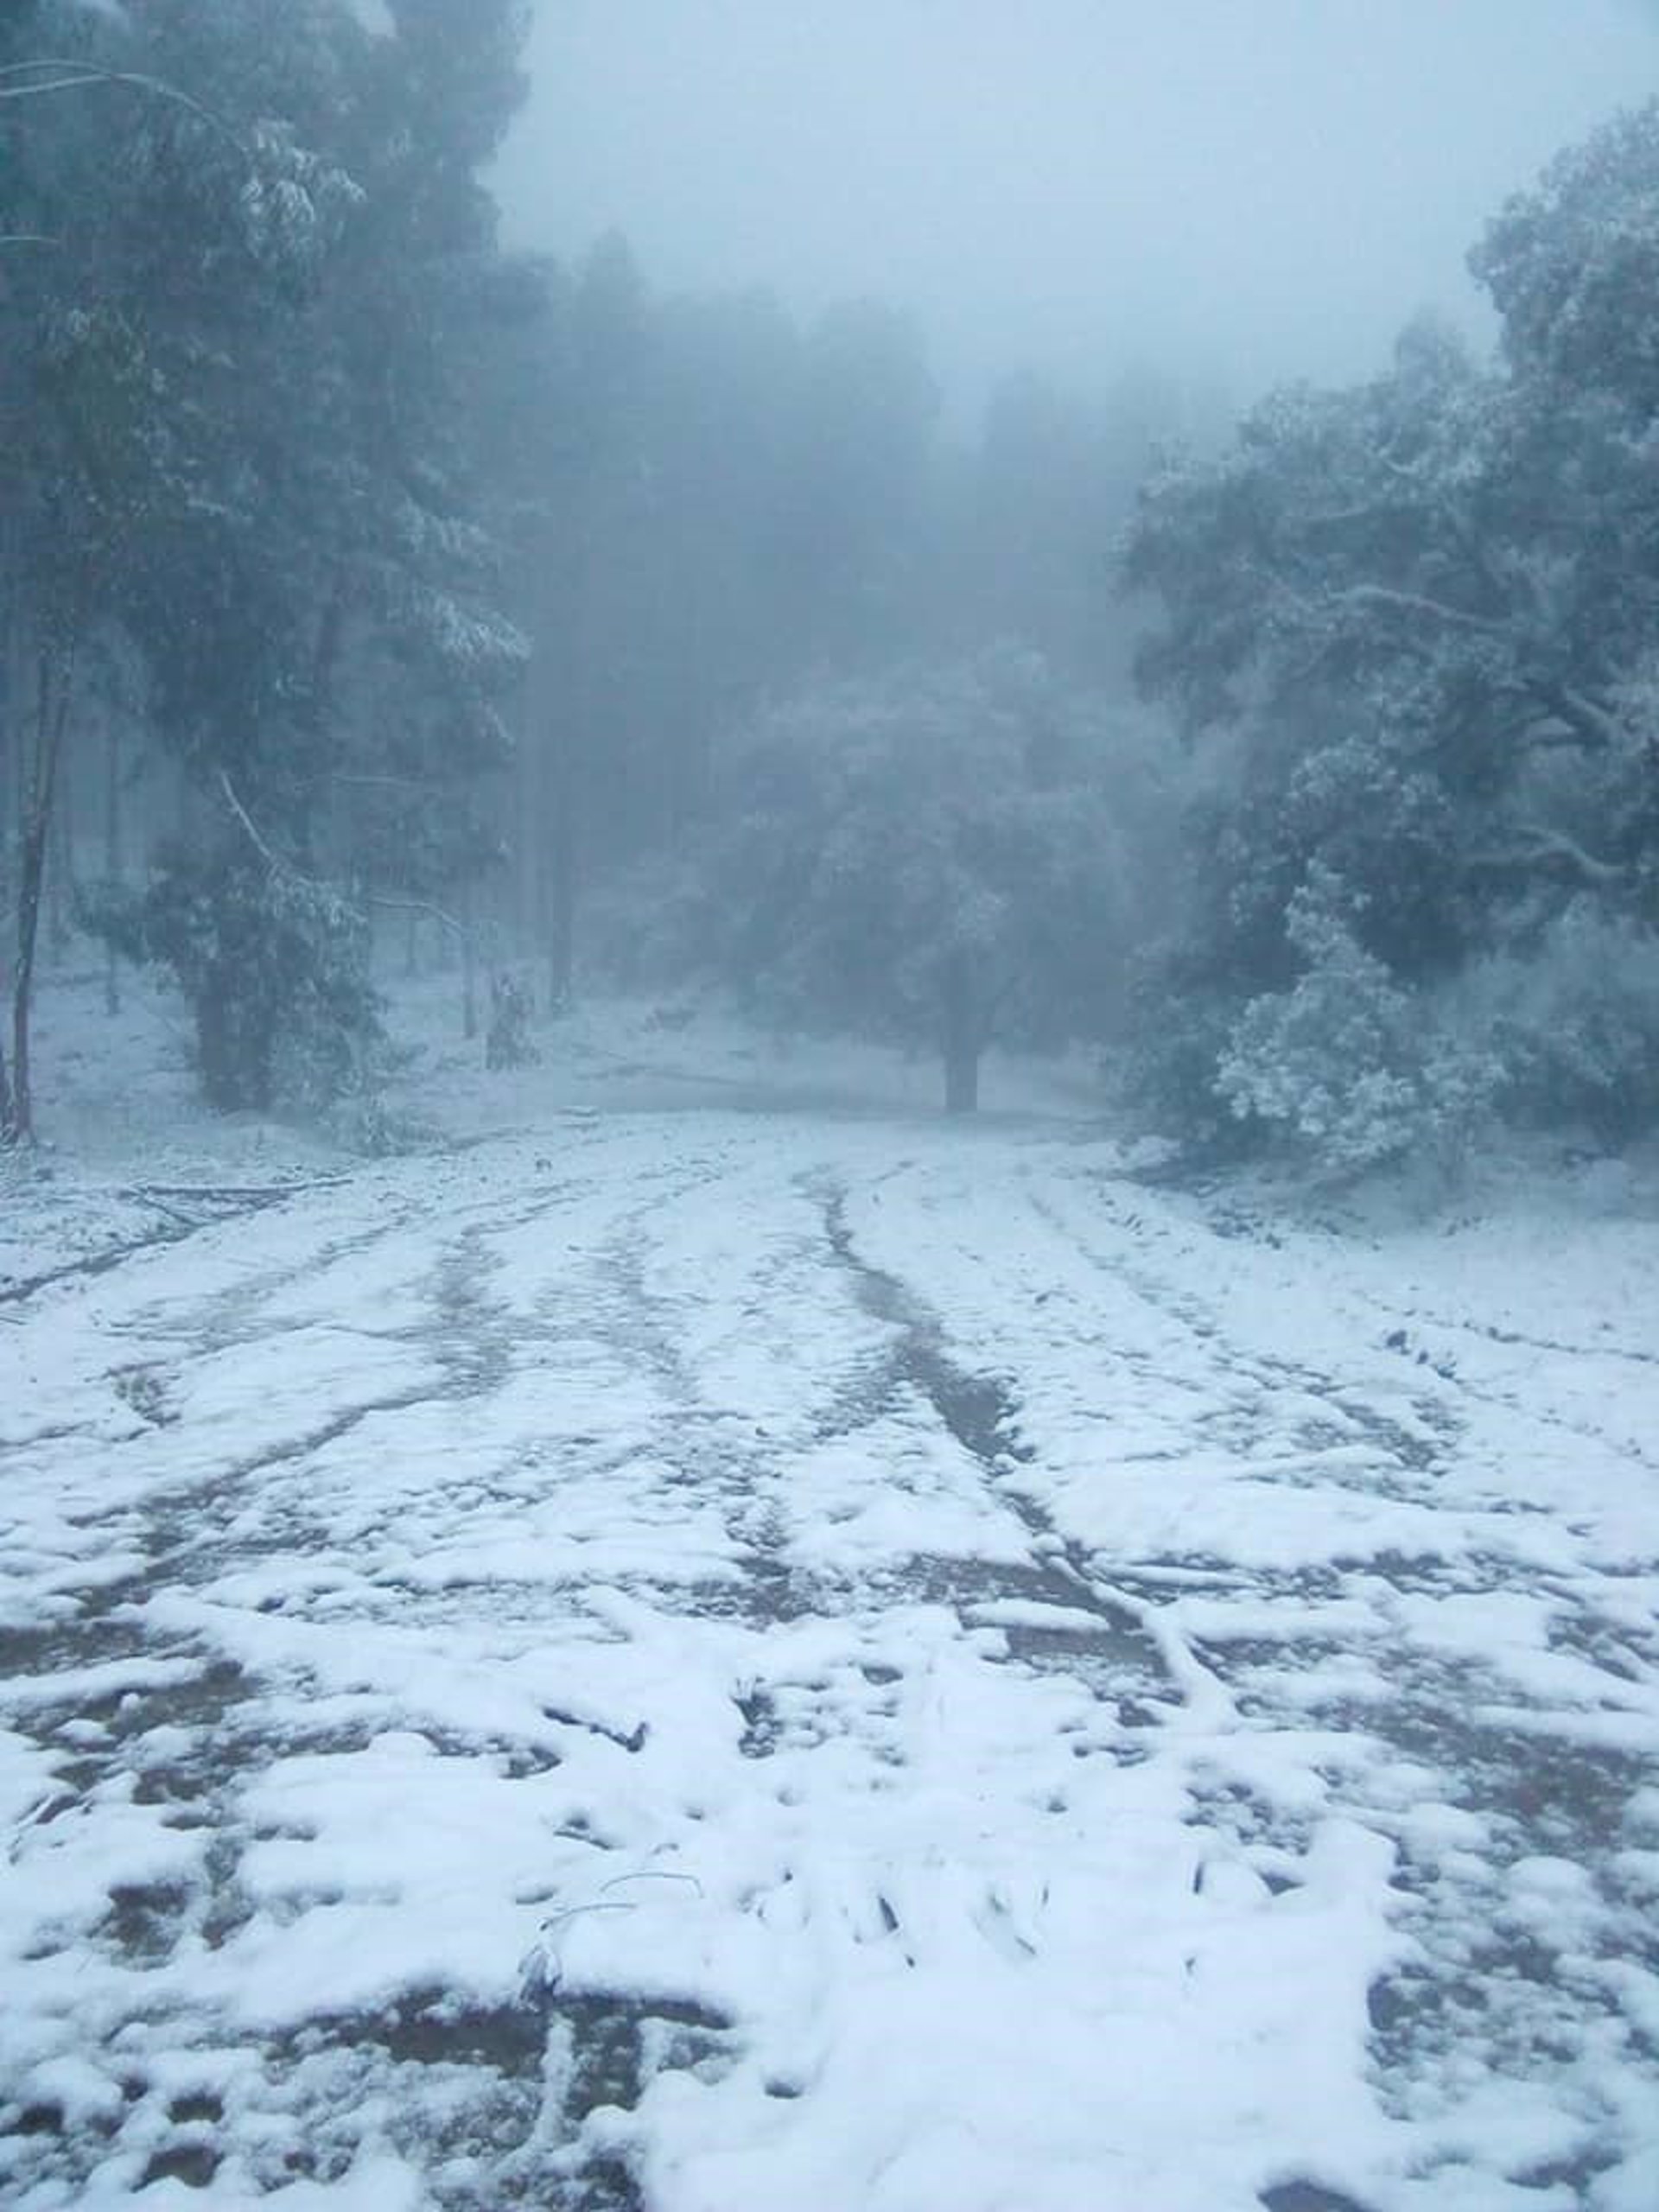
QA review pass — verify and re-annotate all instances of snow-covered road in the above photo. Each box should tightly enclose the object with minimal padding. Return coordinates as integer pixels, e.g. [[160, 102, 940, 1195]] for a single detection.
[[3, 1110, 1657, 2211]]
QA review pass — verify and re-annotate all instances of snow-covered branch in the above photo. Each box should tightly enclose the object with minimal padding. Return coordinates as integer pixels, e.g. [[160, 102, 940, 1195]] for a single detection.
[[1331, 585, 1509, 635], [1530, 682, 1623, 752], [1469, 824, 1626, 886], [365, 893, 468, 941], [217, 770, 282, 871], [0, 60, 248, 159]]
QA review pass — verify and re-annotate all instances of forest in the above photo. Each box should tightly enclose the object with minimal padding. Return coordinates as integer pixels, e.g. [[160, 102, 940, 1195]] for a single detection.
[[3, 0, 1656, 1170]]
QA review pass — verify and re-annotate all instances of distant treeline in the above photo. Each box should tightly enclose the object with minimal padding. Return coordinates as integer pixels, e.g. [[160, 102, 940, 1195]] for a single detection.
[[3, 3, 1655, 1163]]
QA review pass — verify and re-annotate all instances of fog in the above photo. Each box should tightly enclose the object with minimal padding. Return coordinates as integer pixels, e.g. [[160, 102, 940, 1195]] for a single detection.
[[9, 17, 1659, 2197], [493, 0, 1659, 418], [9, 0, 1659, 1145]]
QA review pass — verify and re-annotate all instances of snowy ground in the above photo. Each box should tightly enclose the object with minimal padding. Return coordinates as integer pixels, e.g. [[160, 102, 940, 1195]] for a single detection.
[[3, 966, 1658, 2210]]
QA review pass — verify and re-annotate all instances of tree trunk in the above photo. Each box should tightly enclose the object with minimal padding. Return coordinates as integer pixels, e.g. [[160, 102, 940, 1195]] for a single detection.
[[461, 875, 477, 1041], [0, 646, 11, 1138], [13, 798, 52, 1141], [0, 583, 13, 881], [11, 676, 22, 847], [10, 636, 75, 1142], [0, 585, 20, 1142], [0, 1033, 13, 1143], [944, 1034, 981, 1115], [48, 738, 73, 953], [543, 711, 579, 1012], [940, 946, 988, 1116], [0, 513, 20, 880], [196, 973, 273, 1112], [104, 708, 121, 1016], [515, 661, 543, 954]]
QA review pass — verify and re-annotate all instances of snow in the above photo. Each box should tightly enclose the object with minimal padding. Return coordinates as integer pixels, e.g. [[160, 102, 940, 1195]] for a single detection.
[[2, 962, 1656, 2209]]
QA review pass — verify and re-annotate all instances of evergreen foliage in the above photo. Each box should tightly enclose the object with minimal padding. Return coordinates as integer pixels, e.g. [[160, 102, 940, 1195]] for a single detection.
[[1, 0, 532, 1132], [1122, 102, 1659, 1173], [89, 838, 380, 1115], [5, 25, 1654, 1164]]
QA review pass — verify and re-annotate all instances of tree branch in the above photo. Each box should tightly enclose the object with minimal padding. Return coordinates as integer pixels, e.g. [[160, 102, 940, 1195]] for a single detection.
[[366, 893, 467, 940], [1331, 585, 1509, 635], [218, 768, 282, 871], [1468, 824, 1626, 887], [1513, 724, 1603, 754], [1376, 454, 1512, 608], [220, 774, 473, 945], [1300, 498, 1407, 532], [330, 772, 446, 795], [1529, 681, 1622, 751], [0, 61, 249, 159]]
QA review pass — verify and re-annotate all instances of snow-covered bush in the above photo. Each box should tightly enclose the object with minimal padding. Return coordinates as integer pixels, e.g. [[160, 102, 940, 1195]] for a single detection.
[[1119, 106, 1659, 1173], [1217, 873, 1500, 1179], [1117, 960, 1245, 1158], [1459, 901, 1659, 1143]]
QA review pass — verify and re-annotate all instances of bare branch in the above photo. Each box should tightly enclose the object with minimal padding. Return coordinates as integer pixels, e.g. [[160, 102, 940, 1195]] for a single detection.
[[1514, 725, 1604, 754], [0, 60, 248, 161], [1529, 681, 1622, 752], [223, 776, 474, 948], [218, 768, 282, 870], [1300, 499, 1406, 532], [1332, 585, 1509, 636], [221, 773, 412, 953], [1376, 454, 1513, 607], [330, 772, 445, 796], [1469, 824, 1626, 887], [0, 69, 104, 94], [366, 893, 467, 941]]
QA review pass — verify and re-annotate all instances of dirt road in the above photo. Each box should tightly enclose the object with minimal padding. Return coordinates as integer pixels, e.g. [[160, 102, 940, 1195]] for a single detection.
[[3, 1113, 1656, 2209]]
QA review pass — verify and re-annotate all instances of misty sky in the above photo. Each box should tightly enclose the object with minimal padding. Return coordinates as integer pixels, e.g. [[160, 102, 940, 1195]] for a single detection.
[[492, 2, 1658, 422]]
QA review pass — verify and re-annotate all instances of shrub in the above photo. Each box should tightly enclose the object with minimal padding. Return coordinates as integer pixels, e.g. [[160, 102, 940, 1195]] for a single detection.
[[1460, 901, 1659, 1144], [1217, 872, 1500, 1179], [1118, 956, 1247, 1159]]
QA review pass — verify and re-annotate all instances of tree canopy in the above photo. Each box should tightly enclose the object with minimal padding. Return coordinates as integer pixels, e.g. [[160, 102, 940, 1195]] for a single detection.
[[1120, 100, 1659, 1167], [0, 0, 533, 1132], [702, 652, 1138, 1111]]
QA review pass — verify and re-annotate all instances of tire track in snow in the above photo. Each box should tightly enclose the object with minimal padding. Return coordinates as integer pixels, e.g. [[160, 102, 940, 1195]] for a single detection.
[[811, 1176, 1192, 1728], [7, 1122, 1656, 2210], [1, 1138, 761, 2211], [842, 1151, 1659, 2207]]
